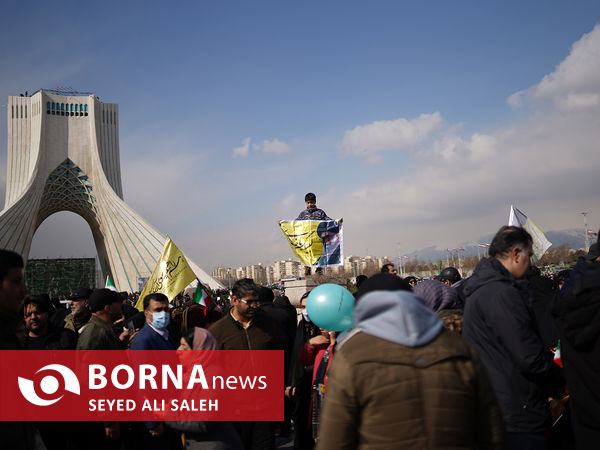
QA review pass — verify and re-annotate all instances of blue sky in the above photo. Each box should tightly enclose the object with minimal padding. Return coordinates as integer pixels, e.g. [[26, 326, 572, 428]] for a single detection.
[[1, 1, 600, 270]]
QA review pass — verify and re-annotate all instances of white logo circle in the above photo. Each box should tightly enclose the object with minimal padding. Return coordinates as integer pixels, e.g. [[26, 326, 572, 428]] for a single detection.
[[18, 364, 80, 406]]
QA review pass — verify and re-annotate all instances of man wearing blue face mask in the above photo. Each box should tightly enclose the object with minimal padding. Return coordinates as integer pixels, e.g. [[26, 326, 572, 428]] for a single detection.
[[129, 293, 177, 449], [130, 292, 175, 351]]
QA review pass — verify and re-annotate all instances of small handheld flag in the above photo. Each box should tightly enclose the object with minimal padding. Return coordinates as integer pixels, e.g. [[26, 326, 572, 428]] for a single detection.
[[105, 275, 117, 292], [553, 341, 563, 368], [193, 280, 214, 312]]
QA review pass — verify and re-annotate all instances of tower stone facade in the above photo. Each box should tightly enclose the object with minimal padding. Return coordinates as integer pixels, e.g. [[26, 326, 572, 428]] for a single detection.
[[0, 89, 221, 292]]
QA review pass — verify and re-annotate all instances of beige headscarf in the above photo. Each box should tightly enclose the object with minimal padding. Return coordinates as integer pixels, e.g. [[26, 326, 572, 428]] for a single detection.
[[192, 327, 218, 350]]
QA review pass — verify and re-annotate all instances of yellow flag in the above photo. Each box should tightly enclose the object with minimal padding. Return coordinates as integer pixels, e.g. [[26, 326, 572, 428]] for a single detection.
[[135, 237, 196, 311], [279, 220, 324, 266]]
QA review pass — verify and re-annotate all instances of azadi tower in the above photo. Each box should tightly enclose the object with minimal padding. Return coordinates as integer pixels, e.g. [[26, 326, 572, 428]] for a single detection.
[[0, 89, 222, 292]]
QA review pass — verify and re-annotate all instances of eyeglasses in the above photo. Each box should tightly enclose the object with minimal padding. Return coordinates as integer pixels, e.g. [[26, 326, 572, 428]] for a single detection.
[[239, 298, 260, 306]]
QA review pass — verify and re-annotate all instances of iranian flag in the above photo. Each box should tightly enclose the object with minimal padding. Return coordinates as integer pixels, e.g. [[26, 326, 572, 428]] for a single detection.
[[193, 280, 213, 312], [553, 340, 563, 367], [105, 275, 117, 292]]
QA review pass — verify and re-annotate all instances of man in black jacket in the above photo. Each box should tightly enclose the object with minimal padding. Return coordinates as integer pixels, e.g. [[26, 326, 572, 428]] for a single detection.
[[463, 226, 563, 450], [552, 235, 600, 449], [209, 279, 281, 450], [0, 249, 34, 449]]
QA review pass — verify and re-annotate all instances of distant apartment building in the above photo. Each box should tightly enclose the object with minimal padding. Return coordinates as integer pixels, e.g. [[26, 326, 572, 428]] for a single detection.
[[210, 267, 236, 288], [271, 259, 302, 280], [245, 263, 267, 285]]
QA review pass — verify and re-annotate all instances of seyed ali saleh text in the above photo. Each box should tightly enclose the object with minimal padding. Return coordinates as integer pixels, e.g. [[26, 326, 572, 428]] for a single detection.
[[87, 364, 268, 412], [89, 398, 219, 412]]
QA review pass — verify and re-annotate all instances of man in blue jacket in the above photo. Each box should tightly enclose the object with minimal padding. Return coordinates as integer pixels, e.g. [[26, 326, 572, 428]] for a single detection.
[[463, 226, 563, 450], [130, 293, 177, 449]]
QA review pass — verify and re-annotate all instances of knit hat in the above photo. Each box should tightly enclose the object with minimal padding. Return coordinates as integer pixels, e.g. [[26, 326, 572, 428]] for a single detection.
[[355, 273, 411, 302]]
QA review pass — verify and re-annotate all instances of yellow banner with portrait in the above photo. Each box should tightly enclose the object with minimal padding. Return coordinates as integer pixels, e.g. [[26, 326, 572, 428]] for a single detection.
[[279, 220, 343, 267]]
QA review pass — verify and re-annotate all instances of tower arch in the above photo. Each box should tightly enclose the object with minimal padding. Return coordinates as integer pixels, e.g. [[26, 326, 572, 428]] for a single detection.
[[0, 89, 221, 292]]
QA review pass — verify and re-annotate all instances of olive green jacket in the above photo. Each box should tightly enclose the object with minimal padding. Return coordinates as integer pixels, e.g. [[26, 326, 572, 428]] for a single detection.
[[316, 329, 504, 450], [76, 315, 122, 350]]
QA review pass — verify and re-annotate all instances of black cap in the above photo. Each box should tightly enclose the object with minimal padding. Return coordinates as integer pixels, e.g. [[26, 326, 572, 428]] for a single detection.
[[355, 273, 412, 302], [88, 288, 122, 313], [68, 287, 93, 301], [439, 267, 461, 284]]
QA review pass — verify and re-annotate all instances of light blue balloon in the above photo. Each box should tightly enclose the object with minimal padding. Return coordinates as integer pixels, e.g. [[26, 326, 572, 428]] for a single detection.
[[306, 284, 354, 332]]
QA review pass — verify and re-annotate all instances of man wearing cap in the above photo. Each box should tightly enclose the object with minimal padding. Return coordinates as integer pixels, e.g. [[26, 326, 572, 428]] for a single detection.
[[438, 267, 461, 286], [64, 286, 92, 333], [77, 288, 127, 350], [438, 266, 468, 308], [75, 288, 130, 448]]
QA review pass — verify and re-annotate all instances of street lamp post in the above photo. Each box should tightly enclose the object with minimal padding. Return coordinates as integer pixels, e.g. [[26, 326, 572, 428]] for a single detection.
[[582, 212, 590, 250]]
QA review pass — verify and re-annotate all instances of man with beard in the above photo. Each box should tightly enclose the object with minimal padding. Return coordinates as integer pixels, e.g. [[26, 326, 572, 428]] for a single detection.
[[64, 286, 92, 333], [23, 295, 77, 350], [209, 278, 281, 450], [22, 295, 77, 449], [75, 289, 133, 449], [77, 288, 127, 350]]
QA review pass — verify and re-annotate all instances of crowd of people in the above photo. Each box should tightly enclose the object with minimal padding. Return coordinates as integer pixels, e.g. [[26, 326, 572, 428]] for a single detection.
[[0, 223, 599, 450]]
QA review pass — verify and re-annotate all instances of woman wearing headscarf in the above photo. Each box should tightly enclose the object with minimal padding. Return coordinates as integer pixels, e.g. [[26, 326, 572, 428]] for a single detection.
[[167, 327, 243, 450]]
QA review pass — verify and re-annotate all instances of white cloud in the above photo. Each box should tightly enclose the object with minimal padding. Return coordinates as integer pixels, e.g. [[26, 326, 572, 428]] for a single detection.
[[330, 27, 600, 255], [232, 138, 293, 158], [508, 24, 600, 111], [232, 137, 251, 158], [338, 112, 443, 160], [253, 138, 293, 154]]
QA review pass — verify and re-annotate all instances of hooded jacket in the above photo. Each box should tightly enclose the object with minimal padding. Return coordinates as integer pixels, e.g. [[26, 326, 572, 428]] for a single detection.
[[552, 258, 600, 447], [462, 257, 561, 433], [316, 290, 503, 450]]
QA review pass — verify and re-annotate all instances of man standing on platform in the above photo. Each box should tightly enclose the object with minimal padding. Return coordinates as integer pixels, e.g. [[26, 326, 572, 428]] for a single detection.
[[296, 193, 331, 221]]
